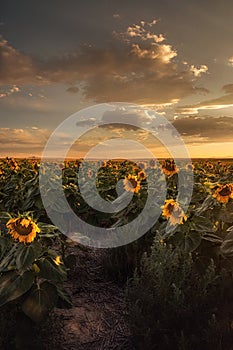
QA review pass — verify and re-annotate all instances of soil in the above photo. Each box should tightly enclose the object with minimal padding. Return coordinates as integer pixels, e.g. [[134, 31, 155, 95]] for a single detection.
[[45, 245, 135, 350]]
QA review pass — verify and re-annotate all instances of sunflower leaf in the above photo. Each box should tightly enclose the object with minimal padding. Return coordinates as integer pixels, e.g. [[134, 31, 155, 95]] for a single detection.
[[56, 285, 72, 309], [37, 257, 67, 282], [221, 230, 233, 257], [15, 241, 42, 271], [190, 216, 214, 232], [0, 270, 34, 306], [0, 244, 17, 272], [22, 281, 58, 323]]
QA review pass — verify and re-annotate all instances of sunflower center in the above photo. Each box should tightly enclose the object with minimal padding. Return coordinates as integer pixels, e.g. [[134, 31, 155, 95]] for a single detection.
[[172, 206, 183, 218], [219, 186, 231, 196], [129, 178, 138, 188], [14, 219, 33, 236], [165, 163, 175, 171], [167, 203, 175, 214]]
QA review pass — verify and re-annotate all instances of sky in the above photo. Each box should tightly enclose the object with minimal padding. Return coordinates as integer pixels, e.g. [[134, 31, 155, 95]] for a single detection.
[[1, 0, 233, 158]]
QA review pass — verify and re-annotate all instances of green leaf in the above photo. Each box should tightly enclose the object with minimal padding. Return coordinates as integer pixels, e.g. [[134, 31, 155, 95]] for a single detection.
[[219, 202, 233, 223], [0, 236, 10, 259], [184, 230, 202, 252], [22, 281, 58, 323], [191, 216, 214, 232], [38, 222, 58, 233], [221, 230, 233, 257], [15, 241, 42, 271], [0, 270, 34, 306], [0, 211, 11, 219], [0, 245, 17, 272], [56, 285, 72, 309], [195, 195, 214, 214], [202, 233, 223, 244], [37, 257, 67, 282], [172, 230, 202, 253]]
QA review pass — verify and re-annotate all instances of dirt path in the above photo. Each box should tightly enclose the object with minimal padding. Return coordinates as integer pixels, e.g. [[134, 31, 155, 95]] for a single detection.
[[53, 246, 135, 350]]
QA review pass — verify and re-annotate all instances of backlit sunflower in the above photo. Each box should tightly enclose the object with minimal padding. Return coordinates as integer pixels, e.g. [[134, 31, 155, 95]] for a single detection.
[[213, 184, 233, 203], [162, 199, 187, 225], [7, 158, 19, 172], [6, 217, 40, 243], [123, 175, 141, 193], [162, 160, 178, 177], [185, 163, 194, 171], [137, 170, 146, 181], [101, 161, 107, 168], [53, 255, 63, 266]]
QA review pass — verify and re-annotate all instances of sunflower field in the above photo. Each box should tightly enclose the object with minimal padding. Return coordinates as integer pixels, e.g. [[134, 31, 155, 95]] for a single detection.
[[0, 157, 233, 349]]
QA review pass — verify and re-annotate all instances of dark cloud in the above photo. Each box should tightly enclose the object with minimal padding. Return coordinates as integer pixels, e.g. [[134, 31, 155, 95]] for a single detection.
[[223, 84, 233, 94], [0, 20, 209, 105], [176, 83, 233, 114], [66, 86, 79, 94], [0, 36, 40, 85], [173, 116, 233, 142]]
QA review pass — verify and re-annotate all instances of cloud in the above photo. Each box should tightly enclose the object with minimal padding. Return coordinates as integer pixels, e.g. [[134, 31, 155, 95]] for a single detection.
[[172, 116, 233, 142], [190, 64, 208, 77], [100, 107, 152, 131], [66, 86, 79, 94], [228, 56, 233, 67], [0, 20, 209, 105], [113, 14, 120, 19], [0, 36, 46, 85], [0, 85, 20, 99], [0, 127, 50, 156], [223, 84, 233, 93], [130, 43, 177, 63], [121, 21, 165, 44], [0, 93, 56, 113], [176, 83, 233, 114]]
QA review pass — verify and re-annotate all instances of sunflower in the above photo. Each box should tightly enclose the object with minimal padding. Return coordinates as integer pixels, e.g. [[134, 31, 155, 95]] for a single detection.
[[123, 174, 141, 193], [138, 162, 146, 170], [101, 161, 107, 168], [213, 184, 233, 203], [87, 169, 94, 178], [162, 160, 178, 176], [53, 255, 63, 266], [162, 199, 187, 225], [6, 217, 40, 243], [8, 159, 19, 172], [206, 162, 214, 170], [185, 163, 194, 171], [149, 159, 156, 168], [112, 164, 119, 170], [137, 170, 146, 181]]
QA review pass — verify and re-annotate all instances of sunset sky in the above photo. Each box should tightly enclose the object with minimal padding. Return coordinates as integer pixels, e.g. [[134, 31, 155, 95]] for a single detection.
[[1, 0, 233, 158]]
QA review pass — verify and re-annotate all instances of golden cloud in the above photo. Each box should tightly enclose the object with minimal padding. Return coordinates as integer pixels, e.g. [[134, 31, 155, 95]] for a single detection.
[[0, 21, 209, 105], [176, 83, 233, 114]]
